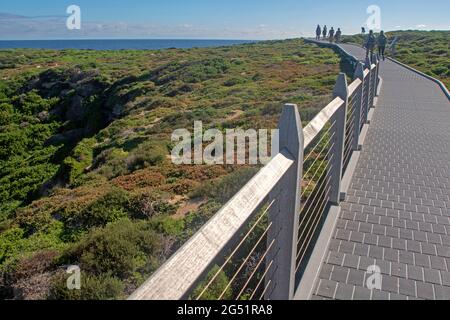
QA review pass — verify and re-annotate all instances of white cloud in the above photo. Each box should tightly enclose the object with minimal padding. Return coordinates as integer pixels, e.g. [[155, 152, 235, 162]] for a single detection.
[[416, 24, 427, 28], [0, 12, 303, 40]]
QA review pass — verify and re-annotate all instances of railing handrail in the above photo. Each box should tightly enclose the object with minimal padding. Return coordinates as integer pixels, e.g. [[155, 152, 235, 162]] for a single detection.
[[129, 150, 295, 300], [130, 40, 381, 301], [347, 78, 362, 97], [304, 97, 344, 148]]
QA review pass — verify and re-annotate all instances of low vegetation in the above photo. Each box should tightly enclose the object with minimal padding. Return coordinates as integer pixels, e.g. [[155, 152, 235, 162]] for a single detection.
[[0, 39, 345, 299]]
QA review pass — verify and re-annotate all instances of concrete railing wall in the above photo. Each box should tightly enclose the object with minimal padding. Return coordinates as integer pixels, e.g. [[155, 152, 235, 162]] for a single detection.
[[129, 41, 381, 301]]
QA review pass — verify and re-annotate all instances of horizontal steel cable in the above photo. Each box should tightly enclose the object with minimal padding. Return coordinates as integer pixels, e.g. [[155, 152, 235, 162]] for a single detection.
[[249, 259, 274, 300], [195, 199, 276, 300], [296, 182, 332, 268], [300, 158, 333, 212], [303, 120, 336, 165], [296, 173, 332, 251], [300, 148, 334, 201], [295, 186, 331, 271], [235, 239, 276, 299], [258, 280, 272, 300], [217, 221, 274, 300]]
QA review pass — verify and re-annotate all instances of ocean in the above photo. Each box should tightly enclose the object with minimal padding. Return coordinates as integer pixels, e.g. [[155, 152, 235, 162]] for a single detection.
[[0, 39, 257, 50]]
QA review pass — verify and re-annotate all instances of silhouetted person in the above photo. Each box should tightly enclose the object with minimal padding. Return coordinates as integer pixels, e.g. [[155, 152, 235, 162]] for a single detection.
[[377, 31, 388, 61], [335, 28, 342, 43], [364, 30, 376, 58], [322, 25, 327, 40], [361, 27, 366, 35], [316, 25, 322, 41], [329, 27, 335, 43]]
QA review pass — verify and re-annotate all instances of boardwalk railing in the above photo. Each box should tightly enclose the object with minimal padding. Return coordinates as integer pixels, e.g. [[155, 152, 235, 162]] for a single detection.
[[129, 47, 381, 301]]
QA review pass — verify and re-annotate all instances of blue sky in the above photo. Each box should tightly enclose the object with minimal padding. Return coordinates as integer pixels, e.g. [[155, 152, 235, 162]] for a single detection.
[[0, 0, 449, 39]]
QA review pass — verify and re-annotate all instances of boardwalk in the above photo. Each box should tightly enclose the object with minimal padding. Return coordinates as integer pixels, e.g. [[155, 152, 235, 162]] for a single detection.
[[311, 44, 450, 300]]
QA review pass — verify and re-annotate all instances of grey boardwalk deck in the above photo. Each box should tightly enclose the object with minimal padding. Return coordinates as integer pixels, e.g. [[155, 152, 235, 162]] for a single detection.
[[311, 44, 450, 300]]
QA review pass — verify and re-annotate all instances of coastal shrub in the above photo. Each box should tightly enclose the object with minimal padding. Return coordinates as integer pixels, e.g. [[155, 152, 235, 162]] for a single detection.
[[151, 216, 184, 237], [432, 66, 447, 76], [13, 90, 59, 116], [64, 219, 163, 278], [182, 58, 231, 83], [0, 228, 25, 265], [14, 207, 54, 236], [223, 77, 247, 87], [63, 187, 130, 230], [49, 272, 124, 300], [261, 103, 281, 116], [0, 103, 14, 126], [0, 221, 65, 270], [93, 148, 129, 179], [190, 167, 259, 204], [63, 138, 95, 185], [0, 38, 348, 299], [126, 140, 167, 171], [191, 265, 233, 300]]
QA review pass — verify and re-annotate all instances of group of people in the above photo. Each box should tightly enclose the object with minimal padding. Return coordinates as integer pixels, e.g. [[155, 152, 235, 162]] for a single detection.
[[315, 25, 342, 43], [315, 25, 389, 61], [364, 30, 388, 61]]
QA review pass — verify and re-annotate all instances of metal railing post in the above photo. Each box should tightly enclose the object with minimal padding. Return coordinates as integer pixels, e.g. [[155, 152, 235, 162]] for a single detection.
[[353, 63, 364, 149], [329, 73, 348, 204], [364, 57, 372, 109], [266, 103, 303, 300], [370, 53, 377, 67], [372, 54, 379, 100], [374, 55, 380, 95]]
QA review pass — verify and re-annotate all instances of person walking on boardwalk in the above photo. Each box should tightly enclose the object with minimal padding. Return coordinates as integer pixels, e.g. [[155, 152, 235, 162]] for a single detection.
[[328, 27, 335, 43], [335, 28, 342, 43], [322, 25, 327, 40], [364, 30, 376, 58], [377, 31, 388, 61], [316, 25, 322, 41]]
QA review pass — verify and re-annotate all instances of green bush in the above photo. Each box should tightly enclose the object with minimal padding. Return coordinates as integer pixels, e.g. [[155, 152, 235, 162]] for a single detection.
[[191, 265, 233, 300], [0, 103, 14, 126], [0, 38, 346, 299], [182, 58, 231, 83], [0, 125, 27, 160], [190, 167, 259, 204], [432, 66, 447, 76], [63, 187, 130, 230], [0, 147, 60, 205], [65, 219, 163, 279], [126, 140, 167, 171], [0, 221, 65, 269], [49, 272, 124, 300], [151, 216, 184, 236], [0, 228, 25, 265], [13, 90, 59, 116], [223, 77, 247, 87], [63, 138, 95, 185]]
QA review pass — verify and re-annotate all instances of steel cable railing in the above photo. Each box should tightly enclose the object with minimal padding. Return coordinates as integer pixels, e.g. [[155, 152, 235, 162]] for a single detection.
[[194, 199, 278, 300], [343, 118, 356, 170], [296, 185, 331, 271], [368, 67, 377, 108], [360, 80, 370, 130], [295, 118, 335, 279], [300, 140, 335, 201], [129, 45, 380, 301], [296, 169, 333, 267], [342, 93, 359, 171]]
